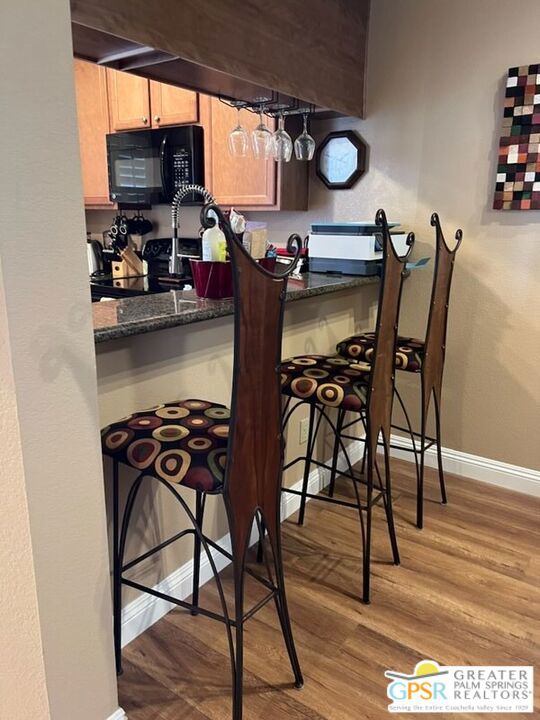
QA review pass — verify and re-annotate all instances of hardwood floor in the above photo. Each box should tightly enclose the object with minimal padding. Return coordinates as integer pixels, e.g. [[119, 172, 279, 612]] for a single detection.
[[119, 459, 540, 719]]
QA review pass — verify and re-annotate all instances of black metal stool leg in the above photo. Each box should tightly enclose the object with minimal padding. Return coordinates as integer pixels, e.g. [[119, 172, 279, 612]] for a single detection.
[[417, 390, 428, 530], [255, 514, 303, 688], [359, 412, 368, 475], [298, 403, 316, 526], [433, 391, 448, 505], [191, 492, 205, 615], [256, 518, 265, 563], [328, 409, 345, 498], [272, 554, 304, 687], [232, 556, 246, 720], [381, 436, 400, 565], [153, 480, 236, 716], [112, 460, 122, 676], [394, 385, 420, 490], [115, 471, 145, 675], [362, 458, 373, 604]]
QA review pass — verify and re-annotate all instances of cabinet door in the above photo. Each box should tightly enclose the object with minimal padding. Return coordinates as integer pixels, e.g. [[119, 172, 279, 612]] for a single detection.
[[201, 96, 276, 207], [149, 81, 198, 126], [107, 69, 150, 131], [74, 59, 112, 207]]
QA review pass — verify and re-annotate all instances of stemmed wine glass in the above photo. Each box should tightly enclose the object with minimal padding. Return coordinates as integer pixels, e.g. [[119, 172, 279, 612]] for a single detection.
[[273, 114, 293, 162], [251, 107, 275, 159], [294, 113, 316, 161], [228, 107, 250, 157]]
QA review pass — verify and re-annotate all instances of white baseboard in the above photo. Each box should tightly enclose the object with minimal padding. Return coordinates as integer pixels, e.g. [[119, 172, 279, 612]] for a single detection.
[[389, 434, 540, 497], [121, 444, 363, 647], [106, 709, 127, 720]]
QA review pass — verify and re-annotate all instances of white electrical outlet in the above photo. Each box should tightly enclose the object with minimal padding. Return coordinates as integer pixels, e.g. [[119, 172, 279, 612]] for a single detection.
[[299, 417, 309, 444]]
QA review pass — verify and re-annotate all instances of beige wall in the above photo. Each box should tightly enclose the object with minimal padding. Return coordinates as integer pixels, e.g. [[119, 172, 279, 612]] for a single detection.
[[0, 269, 51, 720], [262, 0, 540, 470], [0, 0, 119, 717]]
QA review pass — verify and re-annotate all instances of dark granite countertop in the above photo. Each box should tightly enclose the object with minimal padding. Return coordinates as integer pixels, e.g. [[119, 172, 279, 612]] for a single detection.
[[93, 272, 379, 344]]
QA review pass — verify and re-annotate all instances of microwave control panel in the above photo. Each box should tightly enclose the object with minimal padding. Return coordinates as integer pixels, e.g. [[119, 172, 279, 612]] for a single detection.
[[173, 149, 192, 190]]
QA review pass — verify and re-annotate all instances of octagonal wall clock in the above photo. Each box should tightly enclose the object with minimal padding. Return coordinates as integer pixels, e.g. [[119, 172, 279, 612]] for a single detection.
[[316, 130, 368, 189]]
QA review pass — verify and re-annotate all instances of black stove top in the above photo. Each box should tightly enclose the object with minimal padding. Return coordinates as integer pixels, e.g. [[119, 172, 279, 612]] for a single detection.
[[90, 237, 200, 302], [90, 274, 190, 302]]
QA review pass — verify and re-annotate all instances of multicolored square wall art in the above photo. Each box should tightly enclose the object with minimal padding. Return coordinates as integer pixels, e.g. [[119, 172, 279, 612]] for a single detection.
[[493, 63, 540, 210]]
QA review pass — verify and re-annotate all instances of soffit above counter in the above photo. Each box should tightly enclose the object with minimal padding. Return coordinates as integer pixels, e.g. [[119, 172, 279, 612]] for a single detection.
[[70, 0, 370, 118]]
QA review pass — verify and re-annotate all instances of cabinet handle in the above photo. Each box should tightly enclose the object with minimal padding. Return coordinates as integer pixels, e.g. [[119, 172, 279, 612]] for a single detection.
[[142, 116, 148, 124], [154, 116, 161, 123]]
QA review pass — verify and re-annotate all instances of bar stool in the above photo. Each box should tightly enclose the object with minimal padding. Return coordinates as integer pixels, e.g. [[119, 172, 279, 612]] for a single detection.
[[336, 213, 463, 528], [279, 210, 414, 603], [101, 204, 303, 720]]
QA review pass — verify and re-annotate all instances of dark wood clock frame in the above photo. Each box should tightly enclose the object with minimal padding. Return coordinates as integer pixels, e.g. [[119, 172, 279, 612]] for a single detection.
[[315, 130, 368, 189]]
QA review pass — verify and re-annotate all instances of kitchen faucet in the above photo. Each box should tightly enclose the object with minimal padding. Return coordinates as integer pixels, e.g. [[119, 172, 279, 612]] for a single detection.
[[170, 184, 216, 276]]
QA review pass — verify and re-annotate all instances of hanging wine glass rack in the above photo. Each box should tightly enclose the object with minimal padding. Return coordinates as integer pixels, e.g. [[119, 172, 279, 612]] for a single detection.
[[218, 94, 316, 118]]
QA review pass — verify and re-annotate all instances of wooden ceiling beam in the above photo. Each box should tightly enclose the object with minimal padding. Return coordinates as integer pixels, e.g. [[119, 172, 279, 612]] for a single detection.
[[71, 0, 369, 117]]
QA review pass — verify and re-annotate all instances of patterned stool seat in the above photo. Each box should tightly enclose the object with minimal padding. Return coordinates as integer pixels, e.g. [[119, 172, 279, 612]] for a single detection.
[[101, 399, 230, 493], [280, 355, 371, 412], [336, 332, 425, 373]]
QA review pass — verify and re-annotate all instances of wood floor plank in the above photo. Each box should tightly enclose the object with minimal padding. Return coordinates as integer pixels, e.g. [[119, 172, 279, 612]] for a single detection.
[[118, 657, 210, 720], [119, 461, 540, 718]]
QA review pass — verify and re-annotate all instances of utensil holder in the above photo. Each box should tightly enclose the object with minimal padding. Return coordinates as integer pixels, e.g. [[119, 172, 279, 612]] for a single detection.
[[191, 261, 233, 299], [112, 248, 145, 279]]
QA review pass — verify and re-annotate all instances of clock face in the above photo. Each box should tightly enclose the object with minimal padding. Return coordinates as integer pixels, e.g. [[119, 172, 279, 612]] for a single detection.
[[316, 131, 367, 189], [320, 137, 358, 184]]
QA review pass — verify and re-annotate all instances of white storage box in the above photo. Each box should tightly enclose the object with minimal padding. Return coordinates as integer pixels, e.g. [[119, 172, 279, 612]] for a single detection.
[[309, 222, 407, 275]]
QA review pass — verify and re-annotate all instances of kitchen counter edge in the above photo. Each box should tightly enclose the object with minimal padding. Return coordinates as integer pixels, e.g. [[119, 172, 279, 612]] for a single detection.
[[93, 273, 379, 344]]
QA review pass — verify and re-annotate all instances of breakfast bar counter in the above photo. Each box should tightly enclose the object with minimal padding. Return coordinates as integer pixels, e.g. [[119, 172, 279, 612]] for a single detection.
[[92, 272, 379, 343]]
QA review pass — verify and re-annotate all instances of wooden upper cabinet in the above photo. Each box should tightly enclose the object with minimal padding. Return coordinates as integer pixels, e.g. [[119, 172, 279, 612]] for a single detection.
[[107, 69, 150, 131], [73, 59, 112, 207], [201, 96, 276, 207], [73, 63, 307, 210], [149, 81, 198, 127], [107, 70, 197, 130]]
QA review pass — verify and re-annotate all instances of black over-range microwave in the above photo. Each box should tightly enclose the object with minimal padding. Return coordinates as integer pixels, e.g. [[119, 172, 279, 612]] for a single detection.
[[106, 125, 204, 207]]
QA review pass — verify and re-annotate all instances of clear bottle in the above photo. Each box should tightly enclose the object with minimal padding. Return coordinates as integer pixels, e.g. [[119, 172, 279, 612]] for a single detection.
[[201, 223, 226, 262]]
